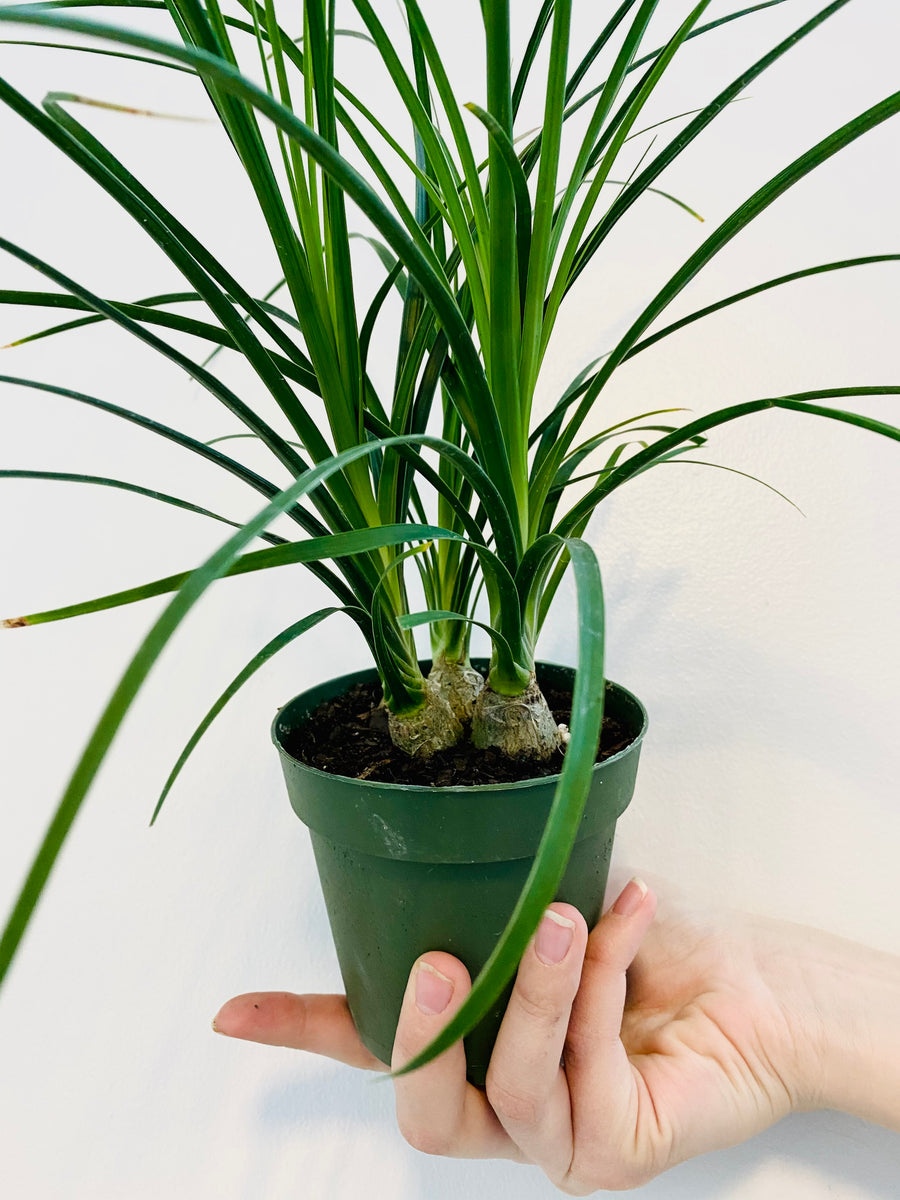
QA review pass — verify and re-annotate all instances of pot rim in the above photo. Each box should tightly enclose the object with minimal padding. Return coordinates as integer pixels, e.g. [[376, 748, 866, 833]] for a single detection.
[[272, 659, 648, 795]]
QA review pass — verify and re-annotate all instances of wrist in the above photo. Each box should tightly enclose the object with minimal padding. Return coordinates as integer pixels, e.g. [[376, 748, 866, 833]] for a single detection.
[[762, 921, 900, 1131]]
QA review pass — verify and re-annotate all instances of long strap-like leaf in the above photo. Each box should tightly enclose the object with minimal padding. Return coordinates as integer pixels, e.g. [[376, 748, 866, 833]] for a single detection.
[[0, 432, 492, 988], [0, 235, 312, 481], [150, 606, 368, 824], [563, 0, 852, 294], [532, 256, 900, 447], [392, 537, 605, 1076], [0, 470, 287, 545], [2, 523, 458, 628], [0, 6, 521, 534], [531, 86, 900, 513], [556, 389, 900, 534]]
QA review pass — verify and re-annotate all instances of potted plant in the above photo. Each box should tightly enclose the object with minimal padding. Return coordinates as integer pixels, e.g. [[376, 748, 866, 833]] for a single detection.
[[0, 0, 897, 1086]]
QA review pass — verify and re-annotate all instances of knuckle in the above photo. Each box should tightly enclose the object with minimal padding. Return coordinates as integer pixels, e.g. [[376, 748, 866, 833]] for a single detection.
[[485, 1070, 542, 1127], [390, 1029, 417, 1068], [583, 933, 620, 973], [511, 982, 566, 1029], [561, 1021, 595, 1067], [556, 1178, 595, 1198], [396, 1118, 456, 1158], [566, 1154, 653, 1193]]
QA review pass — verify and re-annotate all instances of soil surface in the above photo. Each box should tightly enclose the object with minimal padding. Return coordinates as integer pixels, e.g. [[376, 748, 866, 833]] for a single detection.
[[283, 677, 634, 787]]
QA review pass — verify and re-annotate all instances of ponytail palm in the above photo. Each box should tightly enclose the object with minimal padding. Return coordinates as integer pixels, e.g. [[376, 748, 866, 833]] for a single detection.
[[2, 0, 899, 1067]]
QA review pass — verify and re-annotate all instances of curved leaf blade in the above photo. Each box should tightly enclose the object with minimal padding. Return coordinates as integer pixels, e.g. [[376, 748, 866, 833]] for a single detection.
[[535, 86, 900, 510], [556, 388, 900, 532], [2, 523, 459, 628], [625, 254, 900, 361], [150, 606, 366, 824], [392, 538, 606, 1076], [0, 433, 478, 987], [0, 6, 520, 530], [398, 608, 519, 683], [0, 469, 288, 544]]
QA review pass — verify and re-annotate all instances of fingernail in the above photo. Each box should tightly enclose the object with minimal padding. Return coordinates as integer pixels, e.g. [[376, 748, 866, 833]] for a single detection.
[[415, 961, 454, 1014], [535, 908, 575, 965], [612, 876, 648, 917]]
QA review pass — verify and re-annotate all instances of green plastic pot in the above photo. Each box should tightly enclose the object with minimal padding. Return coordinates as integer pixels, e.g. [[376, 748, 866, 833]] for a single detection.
[[273, 660, 647, 1085]]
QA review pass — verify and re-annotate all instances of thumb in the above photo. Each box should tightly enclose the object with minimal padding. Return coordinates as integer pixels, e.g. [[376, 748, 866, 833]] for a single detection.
[[212, 991, 385, 1070]]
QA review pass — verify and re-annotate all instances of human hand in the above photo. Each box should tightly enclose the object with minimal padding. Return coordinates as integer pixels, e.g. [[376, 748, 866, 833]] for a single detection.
[[213, 878, 900, 1191]]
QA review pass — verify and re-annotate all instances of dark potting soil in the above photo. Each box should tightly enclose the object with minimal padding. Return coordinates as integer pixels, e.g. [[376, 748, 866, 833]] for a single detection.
[[283, 678, 634, 787]]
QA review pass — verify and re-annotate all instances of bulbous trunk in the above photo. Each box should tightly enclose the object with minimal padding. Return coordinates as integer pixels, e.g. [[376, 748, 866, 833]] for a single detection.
[[427, 653, 484, 724], [385, 664, 561, 764], [386, 676, 464, 757], [470, 675, 563, 761]]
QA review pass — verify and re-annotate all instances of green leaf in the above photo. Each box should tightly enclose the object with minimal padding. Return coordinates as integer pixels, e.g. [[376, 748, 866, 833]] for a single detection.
[[0, 235, 315, 483], [24, 79, 321, 391], [5, 3, 519, 529], [0, 35, 195, 72], [656, 459, 803, 515], [402, 0, 492, 287], [564, 0, 852, 294], [465, 100, 532, 318], [563, 0, 640, 104], [557, 389, 900, 533], [2, 523, 459, 628], [392, 537, 606, 1076], [398, 609, 519, 686], [0, 470, 288, 545], [0, 373, 329, 538], [529, 407, 687, 531], [370, 541, 436, 713], [349, 0, 489, 344], [528, 356, 613, 453], [625, 255, 900, 361], [534, 83, 900, 510], [150, 606, 366, 823], [349, 233, 408, 296], [544, 1, 712, 353], [0, 432, 480, 987], [548, 0, 659, 267], [602, 176, 704, 222], [511, 0, 554, 117], [515, 532, 568, 633], [518, 0, 571, 407]]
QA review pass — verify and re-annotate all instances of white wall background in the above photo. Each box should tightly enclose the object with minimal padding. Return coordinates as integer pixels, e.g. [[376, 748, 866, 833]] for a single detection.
[[1, 1, 898, 1196]]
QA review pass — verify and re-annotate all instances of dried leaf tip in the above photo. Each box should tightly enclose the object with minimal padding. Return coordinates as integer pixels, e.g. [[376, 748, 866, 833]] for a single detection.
[[2, 616, 29, 628], [62, 95, 208, 122]]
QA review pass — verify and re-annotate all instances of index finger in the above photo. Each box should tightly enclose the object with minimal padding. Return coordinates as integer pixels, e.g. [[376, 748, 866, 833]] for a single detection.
[[391, 952, 521, 1161]]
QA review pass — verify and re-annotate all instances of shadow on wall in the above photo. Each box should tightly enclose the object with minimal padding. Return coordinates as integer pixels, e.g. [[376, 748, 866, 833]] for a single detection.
[[633, 1112, 900, 1200], [540, 537, 893, 783], [248, 1066, 899, 1199]]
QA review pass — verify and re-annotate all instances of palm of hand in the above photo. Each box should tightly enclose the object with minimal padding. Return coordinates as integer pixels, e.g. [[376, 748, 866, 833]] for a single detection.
[[615, 908, 801, 1176]]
